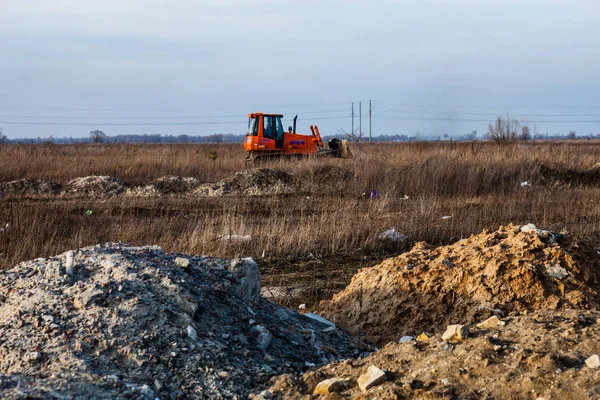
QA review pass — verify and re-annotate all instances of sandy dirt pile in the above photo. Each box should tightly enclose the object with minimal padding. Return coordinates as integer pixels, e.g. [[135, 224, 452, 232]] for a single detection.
[[0, 179, 62, 196], [0, 244, 357, 399], [195, 169, 296, 196], [263, 309, 600, 399], [63, 176, 127, 196], [319, 224, 600, 345]]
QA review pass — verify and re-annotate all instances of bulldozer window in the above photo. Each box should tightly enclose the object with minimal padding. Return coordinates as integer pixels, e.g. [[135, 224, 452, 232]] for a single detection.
[[263, 116, 275, 139], [247, 117, 259, 136], [275, 117, 284, 140]]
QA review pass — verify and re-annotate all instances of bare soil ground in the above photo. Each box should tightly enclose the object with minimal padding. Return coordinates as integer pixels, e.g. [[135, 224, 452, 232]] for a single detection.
[[264, 309, 600, 399]]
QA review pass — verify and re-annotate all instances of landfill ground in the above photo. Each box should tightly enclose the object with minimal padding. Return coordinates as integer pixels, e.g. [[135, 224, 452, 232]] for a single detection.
[[1, 141, 600, 399]]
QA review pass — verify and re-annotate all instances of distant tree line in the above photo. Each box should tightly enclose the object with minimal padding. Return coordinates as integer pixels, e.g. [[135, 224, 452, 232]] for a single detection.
[[1, 124, 599, 145]]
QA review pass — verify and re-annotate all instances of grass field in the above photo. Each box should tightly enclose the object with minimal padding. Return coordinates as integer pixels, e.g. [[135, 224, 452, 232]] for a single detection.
[[1, 140, 599, 304]]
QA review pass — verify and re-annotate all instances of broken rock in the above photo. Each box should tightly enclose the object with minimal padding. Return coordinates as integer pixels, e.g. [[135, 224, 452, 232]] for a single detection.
[[546, 264, 569, 280], [585, 354, 600, 369], [250, 325, 273, 350], [442, 325, 470, 342], [229, 258, 261, 303], [175, 257, 190, 268], [313, 378, 346, 395], [357, 365, 387, 391], [476, 316, 503, 329]]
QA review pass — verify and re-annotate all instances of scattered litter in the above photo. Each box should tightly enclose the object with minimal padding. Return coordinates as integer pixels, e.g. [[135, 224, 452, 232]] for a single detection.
[[441, 216, 452, 220], [370, 190, 380, 200], [298, 304, 306, 309], [521, 181, 532, 187], [378, 229, 408, 243], [219, 234, 252, 241], [399, 335, 415, 343], [85, 210, 93, 215]]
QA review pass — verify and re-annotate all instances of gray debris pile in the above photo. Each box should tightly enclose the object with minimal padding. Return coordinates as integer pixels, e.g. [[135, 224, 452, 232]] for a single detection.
[[195, 169, 296, 196], [127, 176, 200, 197], [63, 176, 127, 196], [0, 244, 357, 399], [0, 179, 62, 196]]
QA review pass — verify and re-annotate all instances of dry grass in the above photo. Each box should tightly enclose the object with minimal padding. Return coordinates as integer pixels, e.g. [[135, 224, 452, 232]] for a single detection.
[[1, 141, 599, 276]]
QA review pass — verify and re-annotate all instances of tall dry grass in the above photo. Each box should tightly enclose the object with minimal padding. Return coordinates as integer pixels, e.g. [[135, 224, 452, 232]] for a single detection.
[[1, 140, 599, 272]]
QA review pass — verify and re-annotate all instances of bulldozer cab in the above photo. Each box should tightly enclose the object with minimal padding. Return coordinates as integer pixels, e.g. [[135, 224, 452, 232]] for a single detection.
[[247, 113, 285, 149]]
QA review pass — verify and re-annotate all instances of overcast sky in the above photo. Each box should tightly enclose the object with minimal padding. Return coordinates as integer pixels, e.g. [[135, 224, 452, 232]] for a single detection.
[[1, 0, 599, 139]]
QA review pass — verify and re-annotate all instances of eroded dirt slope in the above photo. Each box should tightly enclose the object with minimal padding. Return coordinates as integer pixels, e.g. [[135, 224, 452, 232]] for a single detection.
[[319, 225, 600, 344]]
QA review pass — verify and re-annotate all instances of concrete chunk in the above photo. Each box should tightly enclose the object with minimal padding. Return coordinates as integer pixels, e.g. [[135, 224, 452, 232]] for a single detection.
[[313, 378, 346, 395], [442, 324, 470, 342], [357, 365, 387, 391]]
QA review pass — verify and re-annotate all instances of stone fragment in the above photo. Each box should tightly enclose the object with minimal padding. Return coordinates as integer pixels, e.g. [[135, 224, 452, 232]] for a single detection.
[[304, 313, 336, 331], [139, 384, 155, 399], [186, 325, 198, 341], [45, 260, 65, 278], [357, 365, 387, 391], [229, 258, 261, 302], [585, 354, 600, 369], [100, 259, 115, 269], [73, 287, 104, 309], [250, 325, 272, 350], [175, 257, 190, 268], [476, 316, 502, 329], [65, 251, 74, 276], [313, 378, 346, 395], [546, 264, 568, 280], [442, 325, 470, 341]]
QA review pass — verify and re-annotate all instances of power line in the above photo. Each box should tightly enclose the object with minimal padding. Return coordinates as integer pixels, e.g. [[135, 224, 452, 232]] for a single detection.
[[0, 115, 350, 126], [372, 114, 600, 124]]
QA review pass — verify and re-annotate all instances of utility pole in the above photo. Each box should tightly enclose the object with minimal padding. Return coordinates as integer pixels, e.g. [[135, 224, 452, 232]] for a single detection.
[[351, 102, 354, 141], [359, 102, 362, 142], [369, 100, 372, 143]]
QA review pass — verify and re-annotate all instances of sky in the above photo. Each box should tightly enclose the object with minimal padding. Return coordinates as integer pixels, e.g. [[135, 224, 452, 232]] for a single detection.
[[1, 0, 599, 139]]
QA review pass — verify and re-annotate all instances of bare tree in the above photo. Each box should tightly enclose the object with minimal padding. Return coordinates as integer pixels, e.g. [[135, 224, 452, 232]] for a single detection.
[[488, 115, 530, 143], [0, 127, 6, 144], [567, 131, 577, 140], [90, 130, 107, 143], [520, 125, 531, 141]]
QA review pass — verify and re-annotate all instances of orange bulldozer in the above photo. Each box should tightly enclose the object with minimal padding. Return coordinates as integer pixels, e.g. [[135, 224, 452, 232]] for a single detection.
[[243, 113, 351, 162]]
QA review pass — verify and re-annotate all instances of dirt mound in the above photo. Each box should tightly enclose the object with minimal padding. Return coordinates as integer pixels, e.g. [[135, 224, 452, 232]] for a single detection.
[[151, 176, 200, 194], [196, 169, 296, 196], [125, 176, 200, 197], [264, 309, 600, 399], [63, 176, 127, 196], [0, 244, 357, 399], [0, 179, 61, 196], [538, 164, 600, 187], [319, 225, 600, 345]]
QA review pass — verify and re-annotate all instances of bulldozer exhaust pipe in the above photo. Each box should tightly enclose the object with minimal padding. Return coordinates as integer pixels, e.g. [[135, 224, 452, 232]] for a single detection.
[[293, 115, 298, 134]]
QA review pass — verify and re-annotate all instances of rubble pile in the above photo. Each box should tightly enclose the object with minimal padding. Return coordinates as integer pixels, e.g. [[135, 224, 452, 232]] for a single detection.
[[0, 244, 357, 399], [0, 179, 61, 196], [63, 176, 127, 197], [195, 169, 296, 196], [127, 176, 201, 197], [319, 224, 600, 344], [538, 164, 600, 187], [265, 309, 600, 399]]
